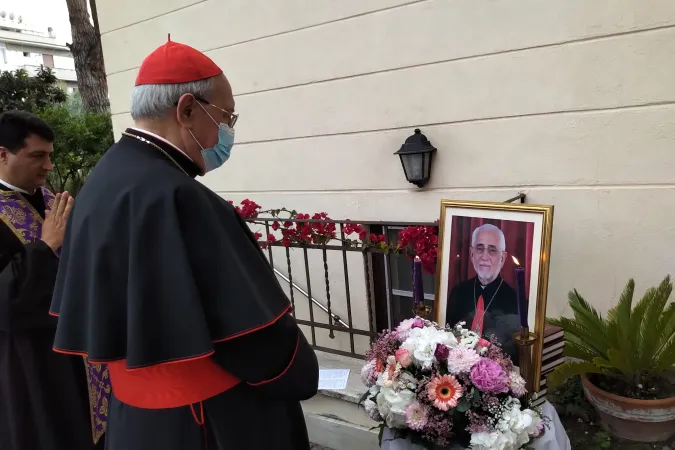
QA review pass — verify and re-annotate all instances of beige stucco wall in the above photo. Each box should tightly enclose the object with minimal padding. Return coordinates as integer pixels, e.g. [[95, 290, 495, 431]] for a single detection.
[[98, 1, 675, 333]]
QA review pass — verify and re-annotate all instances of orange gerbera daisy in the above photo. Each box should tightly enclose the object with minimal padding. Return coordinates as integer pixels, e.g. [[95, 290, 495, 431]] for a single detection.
[[426, 374, 463, 411]]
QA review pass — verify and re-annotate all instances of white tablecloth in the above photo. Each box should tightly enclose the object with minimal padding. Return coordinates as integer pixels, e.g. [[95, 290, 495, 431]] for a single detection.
[[381, 401, 570, 450]]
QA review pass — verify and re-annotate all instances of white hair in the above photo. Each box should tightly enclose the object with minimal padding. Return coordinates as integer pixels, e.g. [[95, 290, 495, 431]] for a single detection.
[[471, 224, 506, 251], [130, 78, 214, 120]]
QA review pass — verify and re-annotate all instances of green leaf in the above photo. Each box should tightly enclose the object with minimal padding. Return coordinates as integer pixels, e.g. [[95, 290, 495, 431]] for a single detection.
[[658, 301, 675, 345], [546, 361, 604, 389], [652, 330, 675, 372], [563, 336, 602, 362], [358, 390, 370, 406], [637, 277, 672, 369], [593, 349, 629, 377], [455, 398, 470, 413], [606, 279, 634, 328], [546, 316, 608, 356], [606, 280, 636, 359], [569, 289, 608, 341]]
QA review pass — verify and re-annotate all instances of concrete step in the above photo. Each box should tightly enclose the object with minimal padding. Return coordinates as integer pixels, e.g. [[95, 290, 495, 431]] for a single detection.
[[303, 351, 380, 450]]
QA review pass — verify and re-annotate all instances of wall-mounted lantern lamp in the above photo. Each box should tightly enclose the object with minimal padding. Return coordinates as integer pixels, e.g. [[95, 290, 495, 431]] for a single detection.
[[394, 128, 437, 188]]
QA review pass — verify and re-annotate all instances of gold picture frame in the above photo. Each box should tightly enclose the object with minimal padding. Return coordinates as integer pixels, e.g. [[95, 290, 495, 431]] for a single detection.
[[433, 199, 554, 388]]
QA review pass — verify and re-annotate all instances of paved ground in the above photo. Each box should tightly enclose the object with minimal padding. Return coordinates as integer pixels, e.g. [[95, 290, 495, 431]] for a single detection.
[[310, 445, 333, 450]]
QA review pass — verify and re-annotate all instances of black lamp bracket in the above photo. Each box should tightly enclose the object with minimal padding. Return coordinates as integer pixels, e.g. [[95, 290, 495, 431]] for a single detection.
[[503, 193, 526, 203]]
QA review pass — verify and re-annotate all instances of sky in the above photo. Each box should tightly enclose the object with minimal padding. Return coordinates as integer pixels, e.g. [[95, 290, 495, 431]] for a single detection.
[[0, 0, 72, 45]]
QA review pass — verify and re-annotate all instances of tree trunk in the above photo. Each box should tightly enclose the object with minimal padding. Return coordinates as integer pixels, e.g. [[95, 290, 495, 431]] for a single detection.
[[65, 0, 110, 113], [89, 0, 101, 37]]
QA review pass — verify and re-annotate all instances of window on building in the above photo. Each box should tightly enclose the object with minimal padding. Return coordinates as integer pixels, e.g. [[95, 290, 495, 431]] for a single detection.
[[22, 52, 29, 57], [370, 225, 437, 332], [42, 54, 54, 68]]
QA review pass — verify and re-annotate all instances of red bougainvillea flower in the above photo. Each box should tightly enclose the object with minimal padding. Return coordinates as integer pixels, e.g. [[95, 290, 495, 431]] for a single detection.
[[426, 374, 463, 411], [235, 199, 262, 219]]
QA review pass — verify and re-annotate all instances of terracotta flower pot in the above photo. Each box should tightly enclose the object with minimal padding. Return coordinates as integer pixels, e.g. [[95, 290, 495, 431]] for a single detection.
[[581, 374, 675, 442]]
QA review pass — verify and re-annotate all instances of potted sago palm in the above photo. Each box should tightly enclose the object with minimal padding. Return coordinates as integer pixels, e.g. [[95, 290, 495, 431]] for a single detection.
[[546, 276, 675, 442]]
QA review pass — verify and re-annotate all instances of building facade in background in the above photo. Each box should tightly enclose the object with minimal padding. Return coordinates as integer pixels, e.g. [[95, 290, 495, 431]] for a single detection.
[[97, 0, 675, 355], [0, 10, 77, 92]]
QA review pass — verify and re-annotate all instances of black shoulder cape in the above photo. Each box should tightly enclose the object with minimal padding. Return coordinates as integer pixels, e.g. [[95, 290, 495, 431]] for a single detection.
[[51, 130, 291, 368]]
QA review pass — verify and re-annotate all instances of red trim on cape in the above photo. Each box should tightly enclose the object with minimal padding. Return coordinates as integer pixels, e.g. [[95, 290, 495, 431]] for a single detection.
[[248, 331, 300, 387], [213, 304, 292, 343], [51, 304, 292, 366], [107, 357, 240, 409]]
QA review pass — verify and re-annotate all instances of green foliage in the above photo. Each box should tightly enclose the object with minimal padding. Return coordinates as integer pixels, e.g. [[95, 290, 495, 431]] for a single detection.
[[547, 276, 675, 394], [65, 90, 84, 116], [0, 67, 67, 113], [37, 105, 112, 195], [591, 431, 612, 450]]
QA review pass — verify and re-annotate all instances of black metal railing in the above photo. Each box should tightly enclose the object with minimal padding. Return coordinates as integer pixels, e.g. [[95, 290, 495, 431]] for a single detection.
[[245, 217, 434, 359]]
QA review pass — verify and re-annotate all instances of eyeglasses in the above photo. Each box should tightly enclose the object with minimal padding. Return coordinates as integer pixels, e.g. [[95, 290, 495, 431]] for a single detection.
[[175, 95, 239, 128], [472, 245, 502, 256], [196, 97, 239, 128]]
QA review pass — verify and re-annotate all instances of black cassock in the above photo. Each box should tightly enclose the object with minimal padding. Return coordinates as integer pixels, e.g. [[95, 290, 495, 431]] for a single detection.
[[50, 129, 319, 450], [446, 275, 520, 362], [0, 184, 100, 450]]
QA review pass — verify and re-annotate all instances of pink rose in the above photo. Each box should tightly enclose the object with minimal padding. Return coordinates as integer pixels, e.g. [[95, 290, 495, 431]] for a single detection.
[[412, 318, 425, 328], [395, 348, 413, 368], [470, 358, 509, 394]]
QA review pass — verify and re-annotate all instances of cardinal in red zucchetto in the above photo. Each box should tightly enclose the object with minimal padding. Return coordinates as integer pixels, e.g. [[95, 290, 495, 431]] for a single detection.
[[49, 37, 319, 450]]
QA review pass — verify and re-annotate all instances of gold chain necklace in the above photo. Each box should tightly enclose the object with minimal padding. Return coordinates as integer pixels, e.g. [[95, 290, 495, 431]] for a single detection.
[[121, 131, 189, 176]]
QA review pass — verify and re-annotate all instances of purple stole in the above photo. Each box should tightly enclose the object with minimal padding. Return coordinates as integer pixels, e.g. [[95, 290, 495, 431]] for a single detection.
[[0, 188, 110, 444]]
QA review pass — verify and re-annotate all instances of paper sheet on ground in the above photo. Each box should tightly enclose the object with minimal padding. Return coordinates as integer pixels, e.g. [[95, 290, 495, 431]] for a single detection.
[[318, 369, 350, 390]]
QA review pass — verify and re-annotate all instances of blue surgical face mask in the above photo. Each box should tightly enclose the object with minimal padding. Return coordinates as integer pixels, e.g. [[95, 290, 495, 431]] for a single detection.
[[190, 103, 236, 174]]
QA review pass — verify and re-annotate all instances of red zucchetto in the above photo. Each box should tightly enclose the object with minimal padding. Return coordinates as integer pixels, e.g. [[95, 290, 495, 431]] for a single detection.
[[135, 37, 222, 86]]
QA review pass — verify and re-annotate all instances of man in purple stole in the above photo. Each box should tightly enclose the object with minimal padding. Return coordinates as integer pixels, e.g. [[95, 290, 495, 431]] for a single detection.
[[0, 111, 106, 450]]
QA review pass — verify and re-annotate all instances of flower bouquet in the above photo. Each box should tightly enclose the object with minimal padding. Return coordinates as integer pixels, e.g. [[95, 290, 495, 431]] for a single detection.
[[360, 317, 545, 450]]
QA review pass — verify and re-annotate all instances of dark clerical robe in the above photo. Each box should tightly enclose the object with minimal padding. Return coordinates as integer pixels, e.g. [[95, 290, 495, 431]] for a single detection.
[[50, 128, 319, 450], [446, 275, 520, 362], [0, 183, 103, 450]]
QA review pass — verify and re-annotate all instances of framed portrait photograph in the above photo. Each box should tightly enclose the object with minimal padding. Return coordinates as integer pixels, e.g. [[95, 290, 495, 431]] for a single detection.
[[434, 200, 554, 385]]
